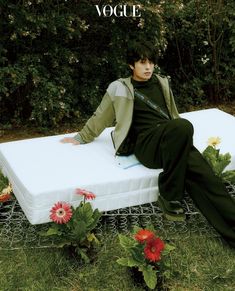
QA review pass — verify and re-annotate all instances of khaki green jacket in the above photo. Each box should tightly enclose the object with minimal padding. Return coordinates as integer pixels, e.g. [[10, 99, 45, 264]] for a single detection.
[[75, 74, 180, 154]]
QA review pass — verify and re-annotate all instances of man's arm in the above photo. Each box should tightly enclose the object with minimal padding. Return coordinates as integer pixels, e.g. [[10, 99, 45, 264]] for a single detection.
[[60, 91, 115, 145]]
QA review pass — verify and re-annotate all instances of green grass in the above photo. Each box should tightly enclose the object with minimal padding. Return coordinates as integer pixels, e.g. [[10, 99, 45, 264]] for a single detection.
[[166, 234, 235, 290], [1, 173, 235, 290], [0, 238, 145, 291], [1, 234, 235, 291]]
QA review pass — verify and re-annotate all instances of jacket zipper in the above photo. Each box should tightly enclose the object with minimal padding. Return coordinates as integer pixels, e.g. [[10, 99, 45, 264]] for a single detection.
[[115, 79, 135, 156]]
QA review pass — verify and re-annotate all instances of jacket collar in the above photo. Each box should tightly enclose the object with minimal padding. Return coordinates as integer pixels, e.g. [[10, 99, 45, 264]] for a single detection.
[[119, 76, 134, 98], [120, 74, 169, 99]]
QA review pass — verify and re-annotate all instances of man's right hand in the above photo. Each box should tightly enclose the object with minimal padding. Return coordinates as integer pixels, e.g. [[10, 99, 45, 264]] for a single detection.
[[60, 137, 80, 145]]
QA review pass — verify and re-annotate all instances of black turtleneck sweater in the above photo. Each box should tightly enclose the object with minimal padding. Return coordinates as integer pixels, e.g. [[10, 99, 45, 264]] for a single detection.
[[131, 75, 170, 136], [117, 75, 170, 155]]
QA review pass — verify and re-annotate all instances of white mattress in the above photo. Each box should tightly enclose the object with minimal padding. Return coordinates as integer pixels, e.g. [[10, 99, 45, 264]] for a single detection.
[[0, 108, 235, 224]]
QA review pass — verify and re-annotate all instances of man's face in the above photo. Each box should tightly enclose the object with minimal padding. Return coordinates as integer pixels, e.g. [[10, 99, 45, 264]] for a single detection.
[[130, 58, 155, 81]]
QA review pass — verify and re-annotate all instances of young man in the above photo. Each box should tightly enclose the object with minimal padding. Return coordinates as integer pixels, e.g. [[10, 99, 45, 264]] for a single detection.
[[61, 42, 235, 248]]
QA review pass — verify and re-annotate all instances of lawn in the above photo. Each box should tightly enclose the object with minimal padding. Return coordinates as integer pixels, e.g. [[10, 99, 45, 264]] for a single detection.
[[1, 190, 235, 291], [1, 107, 235, 291], [1, 230, 235, 290]]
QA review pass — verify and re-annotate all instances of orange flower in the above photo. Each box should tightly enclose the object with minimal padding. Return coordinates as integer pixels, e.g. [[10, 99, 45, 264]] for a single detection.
[[144, 237, 165, 262], [50, 202, 72, 224], [75, 188, 96, 200], [0, 193, 11, 203], [134, 229, 155, 243]]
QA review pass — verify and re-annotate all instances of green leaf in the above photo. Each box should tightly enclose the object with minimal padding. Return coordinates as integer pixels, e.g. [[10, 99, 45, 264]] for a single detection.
[[163, 243, 176, 254], [203, 146, 232, 176], [116, 257, 139, 267], [215, 153, 231, 175], [203, 145, 219, 158], [202, 146, 219, 170], [74, 202, 98, 229], [87, 208, 102, 231], [56, 241, 72, 248], [118, 234, 137, 250], [128, 257, 142, 267], [222, 170, 235, 184], [0, 174, 9, 192], [87, 233, 100, 245], [71, 220, 87, 241], [80, 202, 93, 219], [142, 265, 157, 290], [130, 245, 145, 264], [39, 227, 60, 237], [116, 257, 130, 266]]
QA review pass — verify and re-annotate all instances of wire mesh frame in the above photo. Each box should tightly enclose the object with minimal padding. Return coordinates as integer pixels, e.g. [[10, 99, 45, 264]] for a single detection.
[[0, 183, 234, 250]]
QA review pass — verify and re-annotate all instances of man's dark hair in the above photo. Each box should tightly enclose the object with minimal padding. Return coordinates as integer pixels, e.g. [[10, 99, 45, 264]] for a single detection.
[[126, 41, 158, 66]]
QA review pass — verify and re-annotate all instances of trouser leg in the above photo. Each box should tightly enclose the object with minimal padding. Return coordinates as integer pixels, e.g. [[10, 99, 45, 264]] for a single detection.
[[158, 118, 194, 201], [135, 118, 194, 202], [186, 146, 235, 246]]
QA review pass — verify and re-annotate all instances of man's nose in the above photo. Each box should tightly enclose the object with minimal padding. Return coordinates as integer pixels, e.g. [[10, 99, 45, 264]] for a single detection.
[[145, 62, 151, 69]]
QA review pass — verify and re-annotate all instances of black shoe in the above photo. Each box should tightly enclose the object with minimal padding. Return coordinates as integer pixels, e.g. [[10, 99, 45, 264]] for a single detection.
[[158, 195, 186, 221]]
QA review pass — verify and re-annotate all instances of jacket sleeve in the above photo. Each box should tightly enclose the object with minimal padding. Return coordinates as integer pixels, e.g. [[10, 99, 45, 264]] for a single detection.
[[74, 91, 115, 143], [169, 87, 180, 119]]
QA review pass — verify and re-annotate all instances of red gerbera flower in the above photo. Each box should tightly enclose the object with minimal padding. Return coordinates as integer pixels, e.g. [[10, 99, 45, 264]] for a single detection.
[[0, 193, 11, 203], [50, 202, 72, 224], [75, 188, 96, 200], [134, 229, 155, 244], [144, 237, 165, 262]]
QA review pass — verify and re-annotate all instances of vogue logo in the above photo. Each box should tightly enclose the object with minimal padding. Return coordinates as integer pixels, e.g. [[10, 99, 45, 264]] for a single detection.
[[95, 4, 141, 17]]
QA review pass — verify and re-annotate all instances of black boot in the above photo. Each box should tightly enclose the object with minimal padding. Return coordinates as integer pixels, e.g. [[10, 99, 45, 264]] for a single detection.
[[158, 195, 186, 221]]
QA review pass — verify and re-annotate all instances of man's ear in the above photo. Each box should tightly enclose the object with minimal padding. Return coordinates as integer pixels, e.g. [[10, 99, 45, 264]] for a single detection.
[[129, 64, 134, 70]]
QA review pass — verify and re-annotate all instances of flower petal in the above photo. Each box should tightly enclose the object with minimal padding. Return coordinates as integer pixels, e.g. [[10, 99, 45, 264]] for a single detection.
[[134, 229, 155, 243], [50, 201, 72, 224], [0, 193, 12, 203], [144, 237, 165, 262], [75, 188, 96, 200], [207, 137, 221, 147]]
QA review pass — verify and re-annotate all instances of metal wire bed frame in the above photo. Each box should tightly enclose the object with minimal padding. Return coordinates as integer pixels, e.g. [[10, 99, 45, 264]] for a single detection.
[[0, 183, 234, 250]]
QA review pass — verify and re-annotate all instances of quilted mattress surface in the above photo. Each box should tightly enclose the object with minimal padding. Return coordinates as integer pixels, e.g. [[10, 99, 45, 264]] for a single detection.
[[0, 108, 235, 224]]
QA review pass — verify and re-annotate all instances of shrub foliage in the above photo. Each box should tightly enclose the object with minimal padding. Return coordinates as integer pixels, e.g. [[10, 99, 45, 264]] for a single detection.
[[0, 0, 235, 127], [159, 0, 235, 110]]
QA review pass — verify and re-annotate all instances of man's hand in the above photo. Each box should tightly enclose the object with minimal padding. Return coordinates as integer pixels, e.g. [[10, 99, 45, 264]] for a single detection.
[[60, 137, 80, 145]]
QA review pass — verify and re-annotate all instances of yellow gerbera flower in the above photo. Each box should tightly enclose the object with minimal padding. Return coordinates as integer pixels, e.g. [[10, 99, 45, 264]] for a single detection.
[[1, 184, 12, 195], [207, 137, 221, 147]]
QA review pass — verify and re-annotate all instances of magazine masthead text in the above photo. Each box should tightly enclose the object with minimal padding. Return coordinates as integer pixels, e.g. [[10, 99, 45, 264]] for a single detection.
[[95, 4, 141, 17]]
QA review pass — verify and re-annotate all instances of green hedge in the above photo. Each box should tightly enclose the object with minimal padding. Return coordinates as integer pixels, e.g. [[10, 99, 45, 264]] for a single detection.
[[1, 1, 235, 127], [159, 0, 235, 110], [0, 0, 164, 127]]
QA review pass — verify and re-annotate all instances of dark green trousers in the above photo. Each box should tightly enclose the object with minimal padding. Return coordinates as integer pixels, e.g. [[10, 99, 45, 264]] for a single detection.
[[134, 118, 235, 247]]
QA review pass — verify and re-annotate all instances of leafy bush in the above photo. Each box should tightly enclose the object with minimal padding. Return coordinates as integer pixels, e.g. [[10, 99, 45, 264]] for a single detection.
[[159, 0, 235, 109], [1, 1, 235, 127], [0, 0, 165, 127]]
